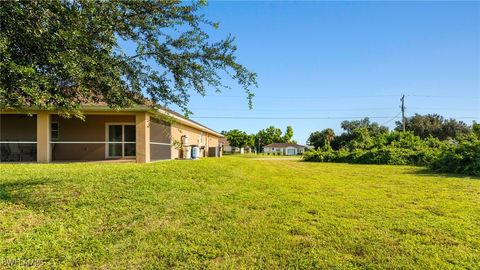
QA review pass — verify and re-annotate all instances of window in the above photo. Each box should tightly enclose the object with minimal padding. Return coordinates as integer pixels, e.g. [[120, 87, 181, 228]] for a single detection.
[[106, 124, 136, 158], [51, 122, 59, 141]]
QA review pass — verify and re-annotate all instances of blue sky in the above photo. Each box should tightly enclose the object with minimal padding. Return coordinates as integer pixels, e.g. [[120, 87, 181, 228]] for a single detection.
[[156, 1, 479, 143]]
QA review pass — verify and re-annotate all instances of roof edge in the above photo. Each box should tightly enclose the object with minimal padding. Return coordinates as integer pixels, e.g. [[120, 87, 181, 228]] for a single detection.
[[1, 105, 223, 138], [155, 108, 223, 138]]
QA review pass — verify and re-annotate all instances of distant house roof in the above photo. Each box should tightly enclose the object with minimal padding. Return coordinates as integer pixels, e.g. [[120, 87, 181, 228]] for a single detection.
[[263, 143, 306, 148]]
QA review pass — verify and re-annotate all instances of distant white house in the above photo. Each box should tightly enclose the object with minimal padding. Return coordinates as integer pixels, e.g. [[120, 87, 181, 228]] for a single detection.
[[220, 138, 251, 154], [263, 143, 307, 155]]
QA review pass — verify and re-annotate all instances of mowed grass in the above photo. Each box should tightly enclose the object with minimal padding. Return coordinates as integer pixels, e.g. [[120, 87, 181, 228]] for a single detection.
[[0, 157, 479, 269]]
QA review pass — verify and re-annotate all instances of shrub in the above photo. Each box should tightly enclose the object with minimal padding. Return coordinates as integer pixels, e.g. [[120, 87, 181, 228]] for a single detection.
[[304, 132, 445, 166], [304, 129, 479, 176], [303, 146, 337, 162], [430, 134, 480, 176]]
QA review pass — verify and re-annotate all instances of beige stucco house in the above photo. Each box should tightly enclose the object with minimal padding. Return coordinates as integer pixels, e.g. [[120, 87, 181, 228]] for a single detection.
[[0, 105, 223, 163]]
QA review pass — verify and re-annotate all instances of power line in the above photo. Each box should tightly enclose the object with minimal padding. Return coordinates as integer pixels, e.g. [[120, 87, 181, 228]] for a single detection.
[[191, 94, 479, 99], [401, 95, 406, 132], [189, 107, 478, 112], [189, 116, 479, 120], [380, 111, 402, 126], [185, 94, 479, 122], [190, 107, 397, 112], [192, 94, 400, 99], [191, 116, 397, 119], [190, 107, 477, 113], [407, 94, 480, 99]]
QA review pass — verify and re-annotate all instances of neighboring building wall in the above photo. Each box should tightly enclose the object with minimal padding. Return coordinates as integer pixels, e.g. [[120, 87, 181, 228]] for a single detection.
[[264, 147, 282, 154], [51, 114, 135, 161], [223, 146, 249, 154], [263, 146, 305, 155], [284, 147, 297, 156], [150, 117, 172, 161]]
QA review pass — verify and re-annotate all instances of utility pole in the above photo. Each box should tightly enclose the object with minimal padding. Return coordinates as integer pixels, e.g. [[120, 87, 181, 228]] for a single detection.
[[400, 94, 406, 132], [257, 136, 261, 155]]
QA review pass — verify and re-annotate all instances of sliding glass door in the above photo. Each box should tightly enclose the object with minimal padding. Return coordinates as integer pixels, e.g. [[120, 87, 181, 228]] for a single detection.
[[107, 124, 136, 158]]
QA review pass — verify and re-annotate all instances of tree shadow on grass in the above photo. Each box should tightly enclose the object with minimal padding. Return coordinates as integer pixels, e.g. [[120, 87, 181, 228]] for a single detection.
[[405, 168, 480, 180], [0, 179, 61, 209]]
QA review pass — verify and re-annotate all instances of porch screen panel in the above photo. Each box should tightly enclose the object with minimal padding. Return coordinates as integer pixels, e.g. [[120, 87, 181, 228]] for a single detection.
[[108, 125, 123, 157], [0, 114, 37, 162], [149, 118, 171, 161], [50, 114, 135, 161], [124, 125, 136, 156], [150, 144, 171, 160]]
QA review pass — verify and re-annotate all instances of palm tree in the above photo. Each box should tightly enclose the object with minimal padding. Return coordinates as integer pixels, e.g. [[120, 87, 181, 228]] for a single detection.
[[322, 128, 336, 145]]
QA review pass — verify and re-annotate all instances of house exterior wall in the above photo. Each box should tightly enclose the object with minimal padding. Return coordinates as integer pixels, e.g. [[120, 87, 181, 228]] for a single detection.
[[171, 122, 201, 159], [37, 112, 51, 162], [135, 112, 150, 163], [207, 134, 219, 155], [1, 110, 221, 162], [51, 114, 136, 161], [170, 122, 221, 159]]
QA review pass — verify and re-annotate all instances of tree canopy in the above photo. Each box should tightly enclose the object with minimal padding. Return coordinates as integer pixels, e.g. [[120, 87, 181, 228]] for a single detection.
[[251, 125, 296, 152], [0, 0, 256, 117], [283, 126, 294, 143], [395, 114, 469, 140], [308, 114, 476, 152], [223, 125, 296, 153], [254, 126, 282, 151], [307, 128, 335, 149], [341, 118, 388, 135], [224, 129, 250, 148], [472, 121, 480, 139]]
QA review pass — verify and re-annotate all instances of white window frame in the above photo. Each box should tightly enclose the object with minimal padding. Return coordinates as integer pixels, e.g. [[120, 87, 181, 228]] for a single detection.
[[105, 123, 136, 159]]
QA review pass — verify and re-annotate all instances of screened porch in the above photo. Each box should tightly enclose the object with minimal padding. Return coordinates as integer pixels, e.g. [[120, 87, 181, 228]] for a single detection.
[[0, 112, 172, 163]]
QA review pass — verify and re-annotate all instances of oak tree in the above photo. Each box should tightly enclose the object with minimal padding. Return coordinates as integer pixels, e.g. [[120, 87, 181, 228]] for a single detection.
[[0, 0, 256, 117]]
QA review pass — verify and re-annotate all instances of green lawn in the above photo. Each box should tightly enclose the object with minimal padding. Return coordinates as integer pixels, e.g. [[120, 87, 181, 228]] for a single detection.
[[1, 157, 479, 269]]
